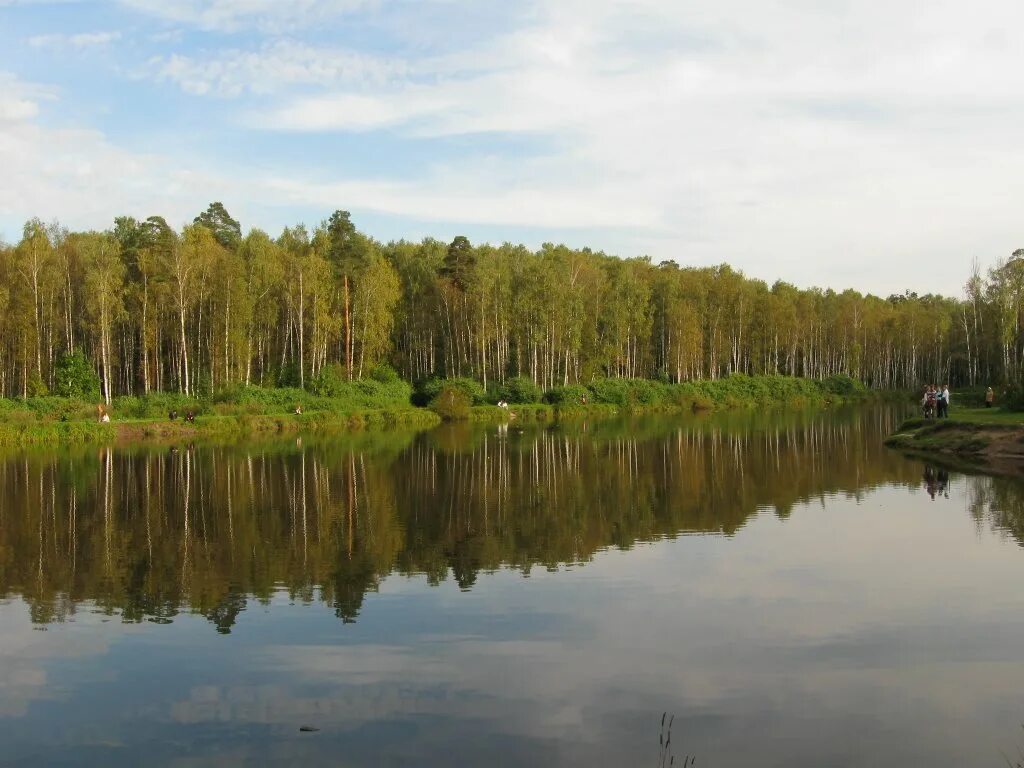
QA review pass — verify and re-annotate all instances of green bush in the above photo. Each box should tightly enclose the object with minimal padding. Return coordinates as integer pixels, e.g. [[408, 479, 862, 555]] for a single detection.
[[675, 373, 831, 408], [310, 364, 348, 397], [26, 371, 48, 397], [544, 384, 590, 405], [414, 377, 486, 407], [820, 374, 867, 396], [586, 378, 670, 406], [586, 378, 634, 406], [113, 393, 208, 419], [430, 385, 471, 420], [1002, 383, 1024, 412], [499, 376, 542, 404], [53, 351, 101, 399], [370, 363, 401, 383], [222, 377, 413, 412], [277, 362, 302, 388], [0, 396, 96, 423]]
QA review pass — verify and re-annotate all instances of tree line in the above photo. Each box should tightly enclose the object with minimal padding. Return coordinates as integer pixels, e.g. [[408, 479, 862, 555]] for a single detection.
[[0, 202, 1019, 400]]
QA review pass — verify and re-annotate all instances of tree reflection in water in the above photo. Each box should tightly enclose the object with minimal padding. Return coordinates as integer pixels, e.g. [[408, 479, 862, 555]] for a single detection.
[[6, 406, 1007, 634]]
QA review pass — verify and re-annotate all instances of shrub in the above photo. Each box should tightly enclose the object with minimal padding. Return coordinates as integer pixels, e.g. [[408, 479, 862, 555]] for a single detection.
[[26, 371, 48, 397], [499, 376, 542, 404], [586, 378, 633, 406], [544, 384, 590, 405], [414, 377, 486, 407], [586, 378, 669, 406], [430, 385, 471, 420], [370, 363, 401, 383], [310, 363, 347, 397], [217, 376, 412, 412], [194, 370, 213, 397], [113, 393, 208, 419], [1002, 383, 1024, 412], [820, 374, 867, 396], [277, 362, 302, 388], [53, 351, 101, 399]]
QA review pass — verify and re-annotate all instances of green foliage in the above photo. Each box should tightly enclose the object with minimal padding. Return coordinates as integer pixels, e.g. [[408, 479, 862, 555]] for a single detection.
[[217, 380, 410, 413], [499, 376, 542, 404], [309, 363, 348, 396], [820, 374, 868, 396], [674, 374, 847, 408], [370, 363, 400, 383], [26, 371, 48, 397], [277, 362, 302, 389], [430, 385, 471, 421], [0, 396, 94, 423], [1002, 383, 1024, 412], [52, 351, 100, 399], [441, 235, 475, 289], [586, 378, 665, 406], [114, 393, 209, 419], [414, 377, 486, 407], [571, 374, 873, 411], [308, 367, 412, 407], [544, 384, 590, 405], [0, 419, 113, 447], [1, 204, 991, 404], [194, 370, 213, 397], [193, 201, 241, 250]]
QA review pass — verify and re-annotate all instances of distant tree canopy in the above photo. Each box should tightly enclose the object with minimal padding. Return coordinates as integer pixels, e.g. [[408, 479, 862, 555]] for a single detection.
[[0, 203, 1016, 398]]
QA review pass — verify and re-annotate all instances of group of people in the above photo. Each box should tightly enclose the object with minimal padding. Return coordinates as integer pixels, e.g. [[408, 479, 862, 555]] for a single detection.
[[921, 384, 951, 419], [168, 410, 196, 423]]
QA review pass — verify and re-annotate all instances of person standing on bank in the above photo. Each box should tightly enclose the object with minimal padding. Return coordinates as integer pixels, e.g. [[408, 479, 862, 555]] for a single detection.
[[986, 387, 995, 408], [940, 384, 951, 418]]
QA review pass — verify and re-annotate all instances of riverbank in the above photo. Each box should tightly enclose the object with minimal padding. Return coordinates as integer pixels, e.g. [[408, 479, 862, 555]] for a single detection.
[[884, 408, 1024, 472], [0, 407, 444, 448], [0, 374, 895, 447]]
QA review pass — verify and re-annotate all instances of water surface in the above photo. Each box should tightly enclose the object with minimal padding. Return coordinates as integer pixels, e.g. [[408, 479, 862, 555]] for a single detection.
[[3, 407, 1024, 767]]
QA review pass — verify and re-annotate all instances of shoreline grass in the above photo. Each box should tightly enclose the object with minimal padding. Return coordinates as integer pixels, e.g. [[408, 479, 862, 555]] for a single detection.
[[0, 374, 899, 447]]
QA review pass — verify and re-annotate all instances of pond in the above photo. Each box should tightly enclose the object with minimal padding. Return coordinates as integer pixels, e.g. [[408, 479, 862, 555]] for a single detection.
[[2, 407, 1024, 767]]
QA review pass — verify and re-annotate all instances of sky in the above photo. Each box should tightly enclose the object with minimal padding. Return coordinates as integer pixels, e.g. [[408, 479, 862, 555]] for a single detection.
[[0, 0, 1022, 296]]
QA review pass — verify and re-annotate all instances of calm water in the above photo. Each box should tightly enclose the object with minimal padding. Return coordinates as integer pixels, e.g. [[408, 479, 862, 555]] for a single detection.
[[3, 407, 1024, 767]]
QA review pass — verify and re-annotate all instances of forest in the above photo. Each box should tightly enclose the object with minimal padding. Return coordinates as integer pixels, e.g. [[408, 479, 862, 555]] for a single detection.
[[0, 202, 1019, 402]]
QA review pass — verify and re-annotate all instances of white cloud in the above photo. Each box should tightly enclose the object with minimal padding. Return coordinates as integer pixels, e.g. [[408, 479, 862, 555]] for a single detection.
[[0, 0, 84, 5], [264, 171, 661, 230], [0, 73, 200, 234], [247, 0, 1024, 292], [6, 1, 1024, 293], [0, 96, 39, 122], [0, 72, 52, 123], [29, 31, 121, 49], [118, 0, 374, 32], [148, 40, 406, 97]]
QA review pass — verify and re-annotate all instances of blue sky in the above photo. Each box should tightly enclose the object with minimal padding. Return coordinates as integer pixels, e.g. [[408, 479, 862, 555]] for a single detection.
[[1, 0, 1023, 295]]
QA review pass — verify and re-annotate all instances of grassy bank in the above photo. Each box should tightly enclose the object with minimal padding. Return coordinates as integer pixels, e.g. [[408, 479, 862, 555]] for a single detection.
[[885, 408, 1024, 469], [0, 379, 438, 447], [464, 374, 894, 424], [0, 374, 890, 447]]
